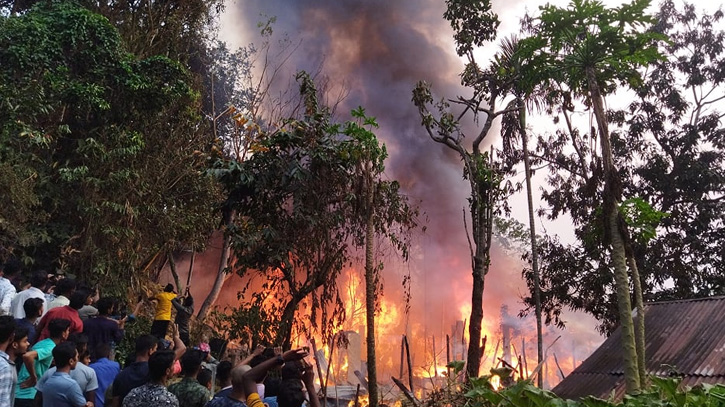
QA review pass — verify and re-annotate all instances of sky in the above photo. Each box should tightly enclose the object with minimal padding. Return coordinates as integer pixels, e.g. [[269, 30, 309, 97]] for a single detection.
[[210, 0, 725, 387]]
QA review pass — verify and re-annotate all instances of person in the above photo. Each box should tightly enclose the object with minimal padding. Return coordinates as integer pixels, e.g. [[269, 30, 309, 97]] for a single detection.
[[0, 316, 17, 406], [4, 325, 30, 406], [150, 284, 176, 340], [78, 286, 100, 320], [35, 289, 88, 341], [47, 278, 76, 311], [15, 297, 43, 345], [36, 333, 98, 406], [0, 260, 20, 315], [34, 341, 91, 407], [168, 349, 210, 407], [213, 360, 233, 399], [204, 364, 250, 407], [90, 343, 120, 407], [10, 270, 48, 319], [241, 349, 314, 407], [15, 318, 71, 407], [171, 288, 193, 346], [122, 350, 178, 407], [197, 368, 212, 391], [83, 297, 125, 356], [109, 334, 157, 407]]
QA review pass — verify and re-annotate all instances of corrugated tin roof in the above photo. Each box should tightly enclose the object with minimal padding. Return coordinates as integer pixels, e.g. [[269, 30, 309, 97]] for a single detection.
[[552, 296, 725, 400]]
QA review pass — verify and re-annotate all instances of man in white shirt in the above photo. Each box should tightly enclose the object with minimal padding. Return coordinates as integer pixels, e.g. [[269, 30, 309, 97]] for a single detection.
[[10, 270, 48, 319], [0, 260, 20, 316], [47, 278, 76, 311]]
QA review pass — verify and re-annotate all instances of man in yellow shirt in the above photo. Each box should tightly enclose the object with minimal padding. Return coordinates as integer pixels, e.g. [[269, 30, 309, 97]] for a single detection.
[[150, 284, 176, 339]]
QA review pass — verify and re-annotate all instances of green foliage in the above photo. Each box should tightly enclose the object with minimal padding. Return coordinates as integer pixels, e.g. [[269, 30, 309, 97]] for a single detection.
[[0, 3, 219, 283], [619, 198, 667, 245], [444, 0, 500, 57], [438, 374, 725, 407]]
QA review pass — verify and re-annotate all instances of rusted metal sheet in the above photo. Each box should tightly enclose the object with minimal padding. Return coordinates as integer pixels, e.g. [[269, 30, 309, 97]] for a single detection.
[[552, 296, 725, 400]]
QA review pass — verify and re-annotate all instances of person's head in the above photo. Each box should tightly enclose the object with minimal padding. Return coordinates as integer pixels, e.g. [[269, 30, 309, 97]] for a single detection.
[[52, 341, 78, 370], [0, 315, 15, 345], [23, 297, 44, 320], [68, 332, 89, 354], [30, 270, 49, 289], [135, 334, 158, 358], [230, 364, 252, 392], [79, 350, 91, 365], [1, 258, 21, 278], [48, 318, 72, 341], [281, 360, 304, 380], [180, 348, 205, 377], [9, 326, 30, 356], [69, 289, 90, 310], [96, 297, 114, 316], [148, 350, 175, 383], [54, 278, 76, 297], [164, 284, 174, 293], [198, 368, 213, 390], [94, 343, 112, 360], [277, 379, 306, 407], [217, 360, 233, 386], [183, 294, 194, 307]]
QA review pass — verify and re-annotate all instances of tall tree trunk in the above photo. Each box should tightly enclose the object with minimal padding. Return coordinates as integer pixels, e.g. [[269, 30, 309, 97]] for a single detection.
[[276, 294, 302, 350], [197, 208, 235, 320], [168, 251, 182, 293], [364, 170, 379, 407], [586, 67, 640, 393], [520, 104, 543, 388], [628, 255, 646, 385], [466, 254, 486, 379]]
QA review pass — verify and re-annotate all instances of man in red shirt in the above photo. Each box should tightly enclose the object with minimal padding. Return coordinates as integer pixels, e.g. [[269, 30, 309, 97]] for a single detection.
[[35, 290, 89, 341]]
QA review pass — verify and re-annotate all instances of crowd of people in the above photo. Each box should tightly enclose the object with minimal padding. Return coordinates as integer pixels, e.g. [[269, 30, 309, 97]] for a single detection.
[[0, 260, 321, 407]]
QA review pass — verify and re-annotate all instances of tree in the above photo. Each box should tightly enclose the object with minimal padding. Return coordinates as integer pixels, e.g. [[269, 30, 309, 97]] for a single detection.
[[214, 73, 417, 350], [413, 0, 520, 379], [0, 2, 219, 285], [526, 0, 725, 343], [519, 0, 665, 392]]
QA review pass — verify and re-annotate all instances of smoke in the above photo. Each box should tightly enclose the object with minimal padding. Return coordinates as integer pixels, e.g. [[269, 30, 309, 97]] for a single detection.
[[169, 0, 607, 387]]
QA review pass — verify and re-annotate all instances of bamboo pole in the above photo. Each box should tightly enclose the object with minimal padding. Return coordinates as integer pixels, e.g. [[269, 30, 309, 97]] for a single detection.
[[432, 336, 437, 377], [400, 335, 405, 379], [553, 353, 565, 380], [405, 336, 414, 392]]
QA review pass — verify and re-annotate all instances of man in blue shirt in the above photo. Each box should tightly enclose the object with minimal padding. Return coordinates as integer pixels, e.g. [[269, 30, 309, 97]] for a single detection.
[[110, 334, 157, 407], [35, 341, 90, 407], [90, 343, 120, 407]]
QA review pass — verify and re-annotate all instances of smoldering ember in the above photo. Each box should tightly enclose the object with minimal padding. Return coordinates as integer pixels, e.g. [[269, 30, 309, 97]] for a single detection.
[[1, 0, 724, 407]]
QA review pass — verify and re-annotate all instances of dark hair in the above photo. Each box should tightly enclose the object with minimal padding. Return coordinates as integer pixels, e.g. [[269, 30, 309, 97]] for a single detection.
[[96, 297, 114, 315], [94, 343, 112, 360], [135, 334, 157, 355], [2, 259, 21, 277], [183, 295, 194, 307], [23, 297, 44, 319], [0, 316, 15, 343], [198, 368, 212, 388], [281, 360, 304, 380], [55, 278, 76, 297], [48, 318, 71, 339], [30, 270, 48, 288], [216, 360, 233, 384], [13, 326, 29, 343], [68, 333, 88, 351], [277, 379, 306, 407], [79, 350, 91, 363], [180, 349, 205, 376], [148, 350, 175, 381], [52, 341, 78, 368], [69, 289, 90, 310], [164, 284, 174, 293], [249, 352, 273, 368]]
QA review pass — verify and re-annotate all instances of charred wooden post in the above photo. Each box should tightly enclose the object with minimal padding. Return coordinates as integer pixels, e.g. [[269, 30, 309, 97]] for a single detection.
[[392, 377, 420, 407]]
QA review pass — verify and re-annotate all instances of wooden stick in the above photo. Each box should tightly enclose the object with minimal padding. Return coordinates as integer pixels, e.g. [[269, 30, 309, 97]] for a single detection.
[[392, 377, 420, 407], [311, 339, 325, 394], [553, 353, 565, 380], [400, 335, 405, 379], [432, 336, 437, 377], [405, 336, 414, 392], [518, 355, 524, 380], [354, 384, 361, 407], [186, 250, 195, 289], [324, 335, 337, 404], [354, 370, 368, 391], [446, 334, 451, 376], [529, 335, 561, 383], [521, 338, 528, 380]]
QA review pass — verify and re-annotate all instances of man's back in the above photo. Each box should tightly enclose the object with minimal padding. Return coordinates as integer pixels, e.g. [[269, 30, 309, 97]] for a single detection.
[[111, 361, 148, 403], [122, 383, 179, 407], [36, 371, 87, 407], [90, 357, 120, 407], [0, 277, 16, 315], [168, 376, 210, 407], [11, 287, 45, 319]]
